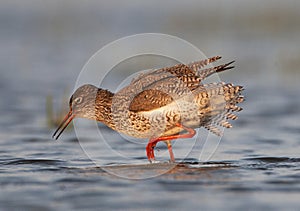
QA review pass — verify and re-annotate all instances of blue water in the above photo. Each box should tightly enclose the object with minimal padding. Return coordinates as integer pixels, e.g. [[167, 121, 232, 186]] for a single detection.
[[1, 1, 300, 210]]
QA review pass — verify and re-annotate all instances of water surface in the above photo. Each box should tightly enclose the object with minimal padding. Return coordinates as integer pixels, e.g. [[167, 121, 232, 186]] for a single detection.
[[1, 1, 300, 210]]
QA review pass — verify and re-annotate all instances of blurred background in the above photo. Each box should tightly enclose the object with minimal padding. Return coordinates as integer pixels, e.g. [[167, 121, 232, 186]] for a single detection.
[[0, 0, 299, 210], [1, 0, 299, 132]]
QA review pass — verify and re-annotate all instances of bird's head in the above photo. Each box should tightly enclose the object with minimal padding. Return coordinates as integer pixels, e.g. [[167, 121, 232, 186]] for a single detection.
[[52, 84, 100, 140]]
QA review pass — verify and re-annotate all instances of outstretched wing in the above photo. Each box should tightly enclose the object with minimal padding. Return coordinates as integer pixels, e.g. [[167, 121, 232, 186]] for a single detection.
[[127, 56, 234, 112]]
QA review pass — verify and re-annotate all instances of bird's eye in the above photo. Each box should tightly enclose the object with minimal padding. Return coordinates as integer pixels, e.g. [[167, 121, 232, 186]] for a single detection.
[[74, 97, 83, 104]]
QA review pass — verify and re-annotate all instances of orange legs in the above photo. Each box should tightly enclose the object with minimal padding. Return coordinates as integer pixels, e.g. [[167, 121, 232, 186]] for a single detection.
[[166, 141, 175, 163], [146, 123, 196, 163]]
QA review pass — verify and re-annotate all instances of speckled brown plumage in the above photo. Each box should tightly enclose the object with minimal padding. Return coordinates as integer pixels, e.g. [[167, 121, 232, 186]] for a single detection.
[[53, 56, 244, 162]]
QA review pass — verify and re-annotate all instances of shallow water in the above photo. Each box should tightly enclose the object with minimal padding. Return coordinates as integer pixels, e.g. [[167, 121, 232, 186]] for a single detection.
[[1, 81, 300, 210], [1, 1, 300, 210]]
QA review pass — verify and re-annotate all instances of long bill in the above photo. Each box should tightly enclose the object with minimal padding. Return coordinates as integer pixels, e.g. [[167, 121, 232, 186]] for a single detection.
[[52, 110, 75, 140]]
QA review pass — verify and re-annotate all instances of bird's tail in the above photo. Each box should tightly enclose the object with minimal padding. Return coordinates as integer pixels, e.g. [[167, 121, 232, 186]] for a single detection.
[[196, 82, 244, 136]]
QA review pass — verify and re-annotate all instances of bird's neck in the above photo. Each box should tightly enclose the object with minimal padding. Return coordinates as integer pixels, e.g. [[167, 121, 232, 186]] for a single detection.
[[95, 89, 116, 129]]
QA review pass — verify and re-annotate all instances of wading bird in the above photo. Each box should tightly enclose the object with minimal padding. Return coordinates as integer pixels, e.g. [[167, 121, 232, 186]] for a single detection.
[[53, 56, 244, 162]]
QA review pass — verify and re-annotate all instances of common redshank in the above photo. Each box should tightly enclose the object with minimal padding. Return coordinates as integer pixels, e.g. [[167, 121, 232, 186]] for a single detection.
[[53, 56, 244, 162]]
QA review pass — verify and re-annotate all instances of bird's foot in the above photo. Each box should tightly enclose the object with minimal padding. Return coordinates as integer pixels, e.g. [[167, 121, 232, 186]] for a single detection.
[[146, 141, 157, 163]]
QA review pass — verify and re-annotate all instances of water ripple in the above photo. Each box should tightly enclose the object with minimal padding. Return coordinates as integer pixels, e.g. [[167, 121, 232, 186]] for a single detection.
[[244, 156, 300, 163], [1, 158, 65, 166]]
